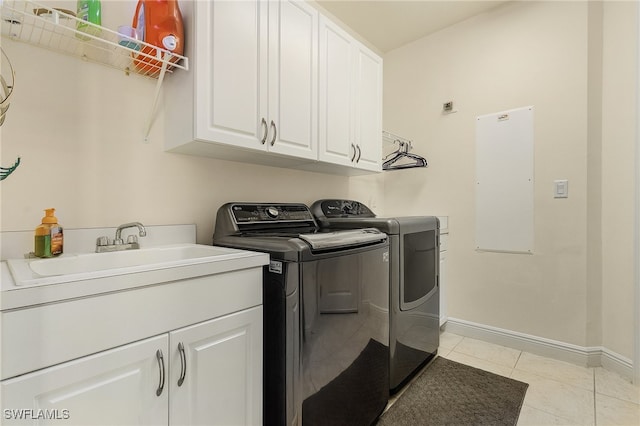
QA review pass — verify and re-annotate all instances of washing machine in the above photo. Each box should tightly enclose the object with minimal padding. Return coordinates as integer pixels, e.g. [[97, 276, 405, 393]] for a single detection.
[[213, 202, 390, 425], [311, 199, 439, 393]]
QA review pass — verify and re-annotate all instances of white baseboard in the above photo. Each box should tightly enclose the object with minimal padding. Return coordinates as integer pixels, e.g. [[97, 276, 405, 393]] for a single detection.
[[443, 317, 634, 381]]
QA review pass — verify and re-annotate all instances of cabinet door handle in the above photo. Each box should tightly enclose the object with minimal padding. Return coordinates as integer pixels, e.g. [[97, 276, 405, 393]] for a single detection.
[[350, 144, 356, 162], [270, 120, 277, 146], [177, 342, 187, 387], [260, 118, 268, 145], [156, 349, 165, 397], [356, 144, 362, 163]]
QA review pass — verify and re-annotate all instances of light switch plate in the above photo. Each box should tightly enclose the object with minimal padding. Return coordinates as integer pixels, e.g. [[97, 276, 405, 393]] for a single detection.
[[554, 179, 569, 198]]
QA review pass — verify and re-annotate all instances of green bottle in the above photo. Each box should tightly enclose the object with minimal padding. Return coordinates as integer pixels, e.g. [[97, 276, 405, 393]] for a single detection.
[[76, 0, 102, 40], [34, 209, 55, 258]]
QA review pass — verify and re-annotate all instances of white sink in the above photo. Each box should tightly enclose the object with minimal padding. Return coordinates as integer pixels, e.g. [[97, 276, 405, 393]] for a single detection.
[[6, 244, 253, 287]]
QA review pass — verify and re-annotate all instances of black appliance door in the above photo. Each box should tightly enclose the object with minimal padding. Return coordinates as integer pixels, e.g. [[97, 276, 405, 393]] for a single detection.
[[301, 244, 390, 426], [400, 230, 438, 311]]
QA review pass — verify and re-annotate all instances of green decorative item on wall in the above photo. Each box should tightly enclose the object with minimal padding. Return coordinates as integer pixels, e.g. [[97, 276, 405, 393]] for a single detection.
[[0, 157, 21, 181]]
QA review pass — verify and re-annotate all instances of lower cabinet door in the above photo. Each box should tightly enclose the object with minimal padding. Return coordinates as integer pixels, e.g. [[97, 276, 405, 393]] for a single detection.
[[169, 306, 263, 426], [1, 335, 169, 426]]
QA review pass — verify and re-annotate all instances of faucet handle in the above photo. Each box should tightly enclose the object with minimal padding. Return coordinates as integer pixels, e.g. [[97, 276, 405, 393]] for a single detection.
[[126, 235, 138, 244], [96, 236, 110, 246]]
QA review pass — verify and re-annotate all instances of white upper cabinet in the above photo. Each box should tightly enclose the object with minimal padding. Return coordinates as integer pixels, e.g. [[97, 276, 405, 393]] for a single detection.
[[318, 17, 354, 167], [194, 0, 266, 151], [353, 43, 383, 172], [164, 0, 381, 174], [318, 17, 383, 173], [267, 0, 318, 159], [166, 0, 317, 164]]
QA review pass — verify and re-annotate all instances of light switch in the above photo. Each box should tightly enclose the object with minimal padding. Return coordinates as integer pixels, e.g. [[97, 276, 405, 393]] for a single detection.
[[554, 180, 568, 198]]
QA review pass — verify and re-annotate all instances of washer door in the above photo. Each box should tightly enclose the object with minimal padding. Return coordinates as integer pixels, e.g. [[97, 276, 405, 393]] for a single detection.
[[301, 244, 390, 425], [400, 230, 438, 311]]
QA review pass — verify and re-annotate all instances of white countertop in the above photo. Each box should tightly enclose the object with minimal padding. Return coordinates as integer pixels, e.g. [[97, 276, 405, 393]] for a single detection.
[[1, 244, 269, 311]]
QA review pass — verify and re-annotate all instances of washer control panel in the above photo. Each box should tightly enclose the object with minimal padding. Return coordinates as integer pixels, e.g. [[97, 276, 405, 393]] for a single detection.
[[231, 203, 315, 223]]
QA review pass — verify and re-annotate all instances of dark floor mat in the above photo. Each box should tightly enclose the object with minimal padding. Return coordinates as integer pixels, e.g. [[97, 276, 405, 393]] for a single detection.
[[378, 357, 528, 426]]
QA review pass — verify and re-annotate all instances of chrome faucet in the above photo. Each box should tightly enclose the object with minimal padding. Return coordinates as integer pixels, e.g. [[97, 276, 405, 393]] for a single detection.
[[115, 222, 147, 242], [96, 222, 147, 253]]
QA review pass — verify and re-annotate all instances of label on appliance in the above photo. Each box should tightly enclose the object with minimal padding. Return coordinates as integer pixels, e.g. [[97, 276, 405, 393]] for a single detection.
[[383, 251, 389, 262], [269, 260, 283, 274]]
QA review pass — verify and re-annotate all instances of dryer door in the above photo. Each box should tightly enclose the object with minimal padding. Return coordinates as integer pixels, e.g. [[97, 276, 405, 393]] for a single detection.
[[400, 230, 439, 311]]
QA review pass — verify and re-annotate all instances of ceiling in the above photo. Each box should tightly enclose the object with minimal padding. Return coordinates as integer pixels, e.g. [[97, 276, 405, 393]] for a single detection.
[[316, 0, 511, 53]]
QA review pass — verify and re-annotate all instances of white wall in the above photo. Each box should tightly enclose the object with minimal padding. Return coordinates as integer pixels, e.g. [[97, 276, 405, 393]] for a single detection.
[[0, 1, 365, 246], [600, 1, 638, 359], [383, 0, 636, 359]]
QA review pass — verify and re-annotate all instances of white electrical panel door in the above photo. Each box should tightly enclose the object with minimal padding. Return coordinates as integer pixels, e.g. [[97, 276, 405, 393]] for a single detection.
[[476, 106, 534, 253]]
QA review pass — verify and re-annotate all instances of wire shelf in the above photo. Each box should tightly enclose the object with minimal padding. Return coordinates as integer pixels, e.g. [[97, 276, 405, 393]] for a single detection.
[[382, 130, 413, 149], [1, 0, 189, 79]]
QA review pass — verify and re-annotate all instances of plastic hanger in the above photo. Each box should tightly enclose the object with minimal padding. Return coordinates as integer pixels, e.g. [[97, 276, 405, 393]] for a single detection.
[[382, 140, 428, 171]]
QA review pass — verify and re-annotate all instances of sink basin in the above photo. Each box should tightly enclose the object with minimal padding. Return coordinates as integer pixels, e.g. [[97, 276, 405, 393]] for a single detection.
[[6, 244, 253, 287]]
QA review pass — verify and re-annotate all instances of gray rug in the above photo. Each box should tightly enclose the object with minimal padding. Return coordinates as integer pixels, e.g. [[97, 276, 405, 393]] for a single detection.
[[378, 357, 528, 426]]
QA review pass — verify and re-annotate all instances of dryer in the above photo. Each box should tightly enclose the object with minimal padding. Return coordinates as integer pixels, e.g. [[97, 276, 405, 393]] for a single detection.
[[311, 199, 439, 393]]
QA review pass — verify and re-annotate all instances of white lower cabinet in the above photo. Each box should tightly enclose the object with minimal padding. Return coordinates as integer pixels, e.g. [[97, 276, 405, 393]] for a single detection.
[[169, 307, 262, 426], [2, 335, 170, 425], [1, 307, 263, 426]]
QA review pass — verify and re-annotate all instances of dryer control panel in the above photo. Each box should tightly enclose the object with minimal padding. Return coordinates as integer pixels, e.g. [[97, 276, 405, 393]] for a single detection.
[[313, 199, 376, 218]]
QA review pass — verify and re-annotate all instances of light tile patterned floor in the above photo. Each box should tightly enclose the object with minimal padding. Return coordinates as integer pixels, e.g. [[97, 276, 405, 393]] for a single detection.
[[437, 332, 640, 426]]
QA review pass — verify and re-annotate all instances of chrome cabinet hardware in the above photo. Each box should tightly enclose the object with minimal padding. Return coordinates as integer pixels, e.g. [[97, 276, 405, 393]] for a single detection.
[[177, 342, 187, 387], [156, 349, 165, 397], [260, 118, 268, 144], [269, 120, 277, 146]]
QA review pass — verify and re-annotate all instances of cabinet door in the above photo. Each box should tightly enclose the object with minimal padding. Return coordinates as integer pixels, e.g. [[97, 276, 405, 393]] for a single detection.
[[353, 43, 383, 171], [439, 235, 448, 327], [318, 16, 354, 166], [169, 307, 263, 426], [1, 335, 169, 426], [267, 0, 318, 160], [195, 0, 268, 151]]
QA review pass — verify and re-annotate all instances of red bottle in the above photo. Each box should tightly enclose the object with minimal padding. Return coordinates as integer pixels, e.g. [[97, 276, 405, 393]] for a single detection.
[[132, 0, 184, 77]]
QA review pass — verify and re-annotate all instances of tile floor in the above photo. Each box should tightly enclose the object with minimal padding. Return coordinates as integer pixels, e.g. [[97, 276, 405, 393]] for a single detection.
[[435, 332, 640, 425]]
